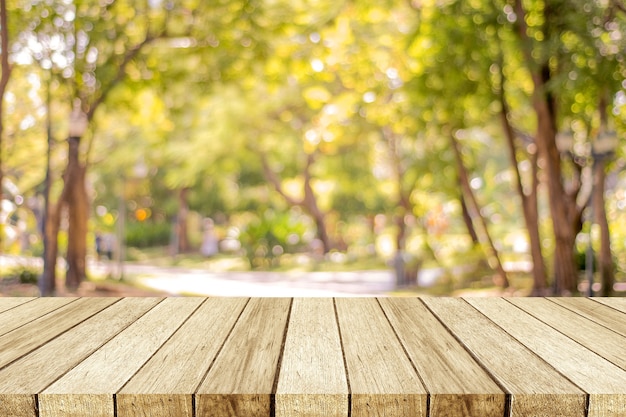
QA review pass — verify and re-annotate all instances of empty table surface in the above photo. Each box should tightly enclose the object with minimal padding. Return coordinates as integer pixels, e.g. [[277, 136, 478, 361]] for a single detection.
[[0, 297, 624, 417]]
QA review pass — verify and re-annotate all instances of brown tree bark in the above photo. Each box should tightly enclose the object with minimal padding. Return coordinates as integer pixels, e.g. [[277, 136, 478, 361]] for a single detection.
[[175, 187, 190, 253], [460, 194, 479, 245], [0, 0, 12, 253], [593, 157, 615, 296], [64, 137, 89, 291], [60, 30, 161, 289], [382, 126, 411, 254], [514, 0, 578, 294], [499, 91, 548, 295], [41, 201, 62, 295], [40, 76, 58, 296], [594, 95, 615, 296], [302, 155, 332, 253], [261, 152, 333, 253], [535, 101, 578, 294], [450, 133, 510, 289]]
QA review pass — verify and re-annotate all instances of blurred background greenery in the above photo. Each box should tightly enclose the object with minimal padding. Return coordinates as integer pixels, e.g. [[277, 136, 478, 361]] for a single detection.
[[1, 0, 625, 296]]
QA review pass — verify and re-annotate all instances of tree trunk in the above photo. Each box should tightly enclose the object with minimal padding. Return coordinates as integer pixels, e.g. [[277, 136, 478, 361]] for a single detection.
[[0, 0, 12, 253], [525, 159, 549, 295], [41, 201, 62, 295], [593, 159, 614, 296], [40, 77, 58, 296], [499, 96, 548, 294], [513, 0, 578, 295], [394, 211, 407, 252], [460, 194, 479, 245], [64, 136, 89, 291], [260, 152, 332, 253], [534, 96, 578, 294], [302, 155, 332, 253], [176, 187, 190, 253], [451, 133, 510, 289]]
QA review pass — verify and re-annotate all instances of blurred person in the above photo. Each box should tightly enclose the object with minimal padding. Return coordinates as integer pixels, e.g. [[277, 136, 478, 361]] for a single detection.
[[201, 218, 219, 257]]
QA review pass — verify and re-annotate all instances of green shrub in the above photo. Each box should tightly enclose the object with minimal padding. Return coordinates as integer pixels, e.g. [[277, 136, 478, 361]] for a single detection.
[[125, 221, 171, 248], [238, 210, 310, 268], [3, 264, 40, 284]]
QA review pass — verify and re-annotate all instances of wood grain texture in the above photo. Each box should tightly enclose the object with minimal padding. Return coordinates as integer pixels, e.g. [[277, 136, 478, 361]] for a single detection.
[[0, 297, 118, 368], [467, 297, 626, 417], [549, 297, 626, 337], [0, 296, 624, 417], [379, 298, 505, 417], [39, 298, 202, 417], [117, 297, 249, 417], [335, 298, 427, 417], [422, 297, 586, 417], [0, 297, 75, 337], [275, 298, 348, 417], [195, 298, 291, 417], [0, 298, 161, 395], [592, 297, 626, 314], [508, 297, 626, 371], [0, 394, 37, 417], [0, 297, 35, 314]]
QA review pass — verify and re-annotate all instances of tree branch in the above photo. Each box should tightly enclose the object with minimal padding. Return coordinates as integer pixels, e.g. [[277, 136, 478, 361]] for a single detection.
[[259, 152, 302, 207], [86, 33, 160, 120]]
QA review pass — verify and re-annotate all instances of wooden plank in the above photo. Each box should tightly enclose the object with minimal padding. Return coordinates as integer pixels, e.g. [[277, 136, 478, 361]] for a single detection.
[[39, 297, 203, 417], [593, 297, 626, 314], [509, 297, 626, 371], [275, 298, 349, 417], [422, 297, 586, 417], [468, 297, 626, 417], [0, 297, 76, 337], [0, 297, 35, 314], [195, 298, 291, 417], [550, 297, 626, 337], [0, 297, 161, 417], [378, 298, 505, 417], [0, 297, 119, 368], [335, 298, 427, 417], [117, 297, 248, 417]]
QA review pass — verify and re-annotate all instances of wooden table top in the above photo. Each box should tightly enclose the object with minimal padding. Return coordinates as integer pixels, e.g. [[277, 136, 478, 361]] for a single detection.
[[0, 297, 624, 417]]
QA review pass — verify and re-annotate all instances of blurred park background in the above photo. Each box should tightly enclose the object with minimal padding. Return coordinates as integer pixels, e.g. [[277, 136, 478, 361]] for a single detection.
[[1, 0, 625, 297]]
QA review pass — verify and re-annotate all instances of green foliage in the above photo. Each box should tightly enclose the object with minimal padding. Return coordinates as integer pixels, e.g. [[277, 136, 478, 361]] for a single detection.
[[238, 209, 311, 268], [3, 263, 40, 284], [4, 0, 626, 294], [125, 221, 171, 248]]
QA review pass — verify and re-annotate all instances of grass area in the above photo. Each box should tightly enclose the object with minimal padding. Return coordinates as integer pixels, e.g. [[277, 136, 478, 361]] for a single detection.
[[3, 248, 625, 297], [125, 246, 390, 273]]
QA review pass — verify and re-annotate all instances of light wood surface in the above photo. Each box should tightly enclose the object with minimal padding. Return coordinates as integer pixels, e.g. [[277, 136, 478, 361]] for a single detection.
[[40, 297, 203, 417], [118, 297, 248, 417], [0, 297, 34, 314], [0, 297, 118, 368], [379, 298, 505, 417], [508, 297, 626, 371], [0, 296, 624, 417], [335, 298, 427, 416], [0, 297, 76, 337], [549, 297, 626, 337], [275, 298, 348, 417], [422, 297, 587, 417], [0, 298, 161, 417], [195, 297, 291, 417], [592, 296, 626, 314], [467, 297, 626, 417]]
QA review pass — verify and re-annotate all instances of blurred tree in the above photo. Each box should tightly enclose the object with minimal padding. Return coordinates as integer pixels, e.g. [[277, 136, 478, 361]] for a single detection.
[[59, 0, 166, 290], [405, 0, 625, 294], [0, 0, 13, 253], [404, 0, 512, 287], [509, 0, 625, 294]]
